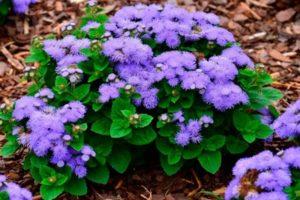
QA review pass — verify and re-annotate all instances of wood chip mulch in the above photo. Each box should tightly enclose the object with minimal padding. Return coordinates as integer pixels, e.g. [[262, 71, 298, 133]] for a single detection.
[[0, 0, 299, 199]]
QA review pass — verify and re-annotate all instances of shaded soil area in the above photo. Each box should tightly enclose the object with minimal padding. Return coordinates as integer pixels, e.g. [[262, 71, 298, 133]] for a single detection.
[[0, 0, 299, 199]]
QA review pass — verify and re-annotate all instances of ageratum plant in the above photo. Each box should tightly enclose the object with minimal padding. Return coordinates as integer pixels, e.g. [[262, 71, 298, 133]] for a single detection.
[[225, 147, 300, 200], [0, 0, 36, 23], [225, 100, 300, 200], [0, 2, 284, 200]]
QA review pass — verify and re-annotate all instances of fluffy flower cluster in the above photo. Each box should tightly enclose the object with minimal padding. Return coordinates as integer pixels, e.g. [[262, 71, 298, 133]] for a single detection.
[[225, 147, 300, 200], [12, 89, 95, 178], [43, 35, 90, 83], [0, 175, 32, 200], [174, 114, 213, 146], [12, 0, 36, 14], [272, 100, 300, 138], [98, 4, 253, 111], [105, 4, 235, 48]]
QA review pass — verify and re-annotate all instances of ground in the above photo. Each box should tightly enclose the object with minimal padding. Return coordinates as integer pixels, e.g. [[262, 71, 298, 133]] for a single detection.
[[0, 0, 299, 199]]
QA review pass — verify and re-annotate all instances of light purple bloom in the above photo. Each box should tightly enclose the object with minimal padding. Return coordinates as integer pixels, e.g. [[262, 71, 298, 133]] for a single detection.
[[221, 46, 255, 68], [12, 0, 36, 14], [282, 147, 300, 168], [199, 56, 238, 82], [57, 101, 86, 123], [102, 38, 153, 64], [0, 174, 32, 200], [34, 88, 54, 100], [272, 100, 300, 138], [203, 82, 248, 111], [81, 21, 100, 33], [13, 96, 45, 121]]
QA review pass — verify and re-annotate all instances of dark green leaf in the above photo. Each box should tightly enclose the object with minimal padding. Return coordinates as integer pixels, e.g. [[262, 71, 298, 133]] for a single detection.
[[108, 146, 131, 173], [226, 135, 249, 154], [64, 177, 87, 196], [127, 127, 156, 145], [135, 114, 153, 128], [91, 118, 111, 136], [160, 155, 183, 176], [198, 151, 221, 174], [87, 165, 110, 184], [41, 185, 64, 200]]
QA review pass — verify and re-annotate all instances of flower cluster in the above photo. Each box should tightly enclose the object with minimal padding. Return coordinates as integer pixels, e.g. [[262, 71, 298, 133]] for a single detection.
[[105, 4, 236, 48], [0, 175, 32, 200], [272, 100, 300, 138], [12, 89, 95, 178], [12, 0, 36, 14], [225, 147, 300, 200], [174, 113, 213, 146], [99, 4, 254, 112], [43, 36, 90, 83]]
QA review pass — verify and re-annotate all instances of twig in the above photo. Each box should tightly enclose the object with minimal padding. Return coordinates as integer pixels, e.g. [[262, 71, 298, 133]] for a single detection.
[[140, 185, 152, 200], [0, 46, 23, 71], [198, 190, 224, 200], [187, 169, 202, 197]]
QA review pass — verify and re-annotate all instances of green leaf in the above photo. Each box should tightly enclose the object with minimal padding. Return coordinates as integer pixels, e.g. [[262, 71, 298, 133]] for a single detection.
[[182, 144, 203, 159], [255, 124, 273, 139], [181, 93, 194, 108], [111, 98, 135, 119], [91, 118, 112, 136], [39, 166, 56, 179], [121, 110, 134, 118], [155, 137, 173, 155], [108, 146, 131, 173], [159, 124, 178, 137], [127, 127, 156, 145], [110, 120, 131, 138], [41, 185, 64, 200], [73, 84, 90, 100], [0, 192, 9, 200], [54, 76, 68, 94], [64, 177, 87, 196], [242, 133, 256, 143], [167, 148, 182, 165], [135, 114, 153, 128], [204, 135, 226, 151], [226, 135, 249, 154], [160, 155, 183, 176], [233, 110, 251, 131], [198, 151, 222, 174], [0, 140, 19, 158], [69, 134, 84, 151], [87, 165, 110, 184]]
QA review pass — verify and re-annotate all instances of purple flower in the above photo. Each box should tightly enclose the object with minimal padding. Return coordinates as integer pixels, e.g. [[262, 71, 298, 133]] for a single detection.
[[200, 25, 235, 46], [255, 169, 291, 191], [12, 0, 36, 14], [13, 96, 45, 121], [44, 35, 90, 78], [34, 88, 54, 100], [193, 11, 220, 26], [0, 174, 32, 200], [221, 46, 255, 68], [102, 38, 153, 64], [98, 81, 125, 103], [203, 82, 248, 111], [57, 101, 86, 123], [272, 100, 300, 138], [225, 150, 292, 200], [258, 108, 274, 125], [199, 56, 238, 82], [282, 147, 300, 168], [173, 111, 185, 123], [81, 21, 100, 33]]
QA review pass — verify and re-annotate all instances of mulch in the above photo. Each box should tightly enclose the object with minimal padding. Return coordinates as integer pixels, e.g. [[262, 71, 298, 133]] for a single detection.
[[0, 0, 299, 199]]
